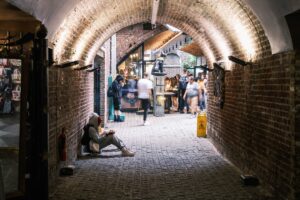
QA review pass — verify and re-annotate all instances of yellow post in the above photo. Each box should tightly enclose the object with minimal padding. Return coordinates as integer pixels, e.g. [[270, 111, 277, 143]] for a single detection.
[[197, 113, 207, 137]]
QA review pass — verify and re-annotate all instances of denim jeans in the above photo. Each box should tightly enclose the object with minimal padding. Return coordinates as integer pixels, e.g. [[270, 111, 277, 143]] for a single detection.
[[140, 99, 150, 121], [98, 135, 125, 150], [178, 89, 186, 111]]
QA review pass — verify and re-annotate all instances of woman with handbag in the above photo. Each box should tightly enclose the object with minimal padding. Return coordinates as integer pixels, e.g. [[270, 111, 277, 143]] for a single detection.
[[183, 76, 199, 118], [112, 75, 124, 122]]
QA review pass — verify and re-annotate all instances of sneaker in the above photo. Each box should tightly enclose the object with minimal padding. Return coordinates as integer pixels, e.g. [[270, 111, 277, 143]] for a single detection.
[[189, 114, 196, 119], [143, 121, 150, 126], [121, 149, 135, 157]]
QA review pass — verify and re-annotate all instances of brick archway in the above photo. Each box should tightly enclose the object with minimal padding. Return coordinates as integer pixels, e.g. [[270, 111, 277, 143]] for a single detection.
[[50, 0, 270, 67], [3, 1, 299, 199]]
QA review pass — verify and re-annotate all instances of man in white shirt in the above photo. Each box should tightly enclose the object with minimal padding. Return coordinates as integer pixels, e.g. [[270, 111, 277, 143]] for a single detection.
[[137, 73, 153, 125]]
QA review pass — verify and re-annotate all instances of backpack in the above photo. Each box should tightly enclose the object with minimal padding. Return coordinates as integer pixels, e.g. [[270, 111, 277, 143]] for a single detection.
[[179, 76, 188, 89], [81, 124, 93, 146], [107, 85, 114, 97]]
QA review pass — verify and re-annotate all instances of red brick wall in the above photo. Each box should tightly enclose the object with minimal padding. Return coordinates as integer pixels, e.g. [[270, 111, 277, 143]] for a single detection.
[[295, 51, 300, 199], [48, 68, 93, 191], [116, 23, 166, 64], [207, 51, 296, 199], [48, 40, 111, 193]]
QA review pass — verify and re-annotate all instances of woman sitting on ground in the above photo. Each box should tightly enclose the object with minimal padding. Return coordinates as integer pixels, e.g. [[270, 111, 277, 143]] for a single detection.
[[88, 113, 135, 157]]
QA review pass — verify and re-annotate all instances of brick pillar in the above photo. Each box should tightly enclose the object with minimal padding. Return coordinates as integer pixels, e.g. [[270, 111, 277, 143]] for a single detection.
[[295, 50, 300, 200], [48, 68, 93, 192], [102, 40, 111, 124], [207, 51, 297, 200]]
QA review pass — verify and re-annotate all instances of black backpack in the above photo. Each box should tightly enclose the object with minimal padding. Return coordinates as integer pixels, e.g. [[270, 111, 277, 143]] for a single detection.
[[107, 85, 114, 97], [81, 124, 93, 146]]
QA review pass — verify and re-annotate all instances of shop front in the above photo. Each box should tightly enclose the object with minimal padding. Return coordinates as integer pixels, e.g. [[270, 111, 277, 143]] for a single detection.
[[0, 31, 28, 200], [117, 44, 155, 112]]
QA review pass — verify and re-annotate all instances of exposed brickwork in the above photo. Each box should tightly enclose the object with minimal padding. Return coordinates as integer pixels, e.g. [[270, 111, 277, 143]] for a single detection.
[[41, 1, 296, 200], [156, 0, 271, 66], [207, 51, 296, 200], [51, 0, 271, 67], [295, 51, 300, 199], [47, 40, 112, 193], [48, 68, 93, 192], [116, 24, 166, 64]]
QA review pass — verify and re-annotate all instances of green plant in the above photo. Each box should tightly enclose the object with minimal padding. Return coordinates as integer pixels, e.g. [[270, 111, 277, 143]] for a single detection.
[[181, 54, 197, 68]]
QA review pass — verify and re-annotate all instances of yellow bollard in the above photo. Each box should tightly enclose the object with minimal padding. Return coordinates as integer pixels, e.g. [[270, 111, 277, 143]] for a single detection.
[[197, 113, 207, 137]]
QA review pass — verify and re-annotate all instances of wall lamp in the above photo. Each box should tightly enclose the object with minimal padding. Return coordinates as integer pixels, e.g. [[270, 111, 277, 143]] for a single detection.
[[86, 66, 100, 72], [53, 61, 79, 68], [73, 64, 92, 71], [228, 56, 251, 66]]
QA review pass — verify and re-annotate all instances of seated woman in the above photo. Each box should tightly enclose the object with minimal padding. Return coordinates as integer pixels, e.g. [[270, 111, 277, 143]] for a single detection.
[[88, 113, 135, 157]]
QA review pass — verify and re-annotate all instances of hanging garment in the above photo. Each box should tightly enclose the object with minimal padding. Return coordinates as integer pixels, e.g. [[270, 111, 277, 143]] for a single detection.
[[12, 85, 21, 101], [3, 99, 12, 113], [11, 68, 21, 83]]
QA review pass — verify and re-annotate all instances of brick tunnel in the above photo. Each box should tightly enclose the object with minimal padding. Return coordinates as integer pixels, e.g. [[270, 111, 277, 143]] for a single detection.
[[0, 0, 299, 200]]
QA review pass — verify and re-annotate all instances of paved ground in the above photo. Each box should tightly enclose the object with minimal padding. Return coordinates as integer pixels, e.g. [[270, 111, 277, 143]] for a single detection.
[[50, 113, 262, 200]]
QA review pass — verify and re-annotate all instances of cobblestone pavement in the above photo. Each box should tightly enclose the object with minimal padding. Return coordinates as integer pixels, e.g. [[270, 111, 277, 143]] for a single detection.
[[50, 113, 261, 200]]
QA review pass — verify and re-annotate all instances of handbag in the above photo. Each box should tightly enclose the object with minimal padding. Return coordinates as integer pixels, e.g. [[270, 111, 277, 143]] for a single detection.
[[12, 85, 21, 101], [11, 69, 21, 83]]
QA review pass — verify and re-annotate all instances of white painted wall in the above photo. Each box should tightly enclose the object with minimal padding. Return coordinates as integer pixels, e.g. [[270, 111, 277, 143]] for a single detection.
[[7, 0, 81, 39], [242, 0, 300, 53]]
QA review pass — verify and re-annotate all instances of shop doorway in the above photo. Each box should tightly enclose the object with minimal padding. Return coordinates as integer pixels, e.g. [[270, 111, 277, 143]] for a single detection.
[[115, 27, 208, 116], [94, 55, 103, 115]]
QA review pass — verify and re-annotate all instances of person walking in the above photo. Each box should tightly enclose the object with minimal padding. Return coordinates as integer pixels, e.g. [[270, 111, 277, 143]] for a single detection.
[[197, 73, 206, 111], [183, 76, 199, 118], [137, 73, 153, 126], [178, 68, 188, 113], [112, 75, 124, 122]]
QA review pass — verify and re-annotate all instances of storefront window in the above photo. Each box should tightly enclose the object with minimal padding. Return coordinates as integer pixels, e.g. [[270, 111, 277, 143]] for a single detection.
[[0, 58, 22, 194], [118, 48, 143, 111]]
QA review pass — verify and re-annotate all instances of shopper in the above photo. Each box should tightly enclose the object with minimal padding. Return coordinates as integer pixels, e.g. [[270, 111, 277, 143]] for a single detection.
[[178, 68, 188, 113], [137, 73, 153, 126], [203, 73, 208, 111], [87, 113, 135, 156], [170, 75, 179, 111], [197, 74, 207, 111], [112, 75, 124, 122], [183, 76, 199, 118]]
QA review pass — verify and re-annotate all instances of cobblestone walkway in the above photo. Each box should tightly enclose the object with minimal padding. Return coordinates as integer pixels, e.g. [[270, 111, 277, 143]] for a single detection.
[[50, 113, 260, 200]]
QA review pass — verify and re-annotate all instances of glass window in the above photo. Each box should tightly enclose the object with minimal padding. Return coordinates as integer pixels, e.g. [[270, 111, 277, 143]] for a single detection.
[[0, 58, 22, 194]]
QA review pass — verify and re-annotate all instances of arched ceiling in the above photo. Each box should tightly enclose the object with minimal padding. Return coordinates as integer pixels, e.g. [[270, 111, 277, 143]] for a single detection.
[[6, 0, 300, 66]]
